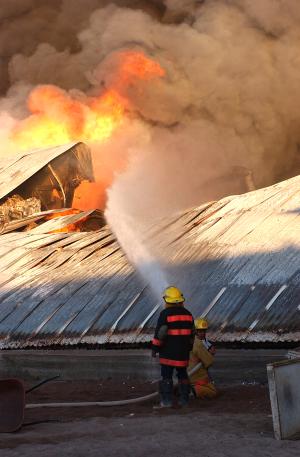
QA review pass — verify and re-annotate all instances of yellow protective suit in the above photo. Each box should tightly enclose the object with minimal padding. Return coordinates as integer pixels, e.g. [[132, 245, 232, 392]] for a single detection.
[[189, 338, 217, 399]]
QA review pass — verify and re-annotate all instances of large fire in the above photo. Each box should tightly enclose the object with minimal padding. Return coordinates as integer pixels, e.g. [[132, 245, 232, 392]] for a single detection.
[[12, 51, 165, 150]]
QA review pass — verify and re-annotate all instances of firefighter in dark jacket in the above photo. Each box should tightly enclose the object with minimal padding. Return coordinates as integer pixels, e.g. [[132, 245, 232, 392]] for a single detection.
[[152, 286, 194, 407]]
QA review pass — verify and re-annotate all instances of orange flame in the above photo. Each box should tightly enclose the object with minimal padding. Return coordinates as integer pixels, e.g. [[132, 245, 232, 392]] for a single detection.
[[11, 51, 165, 150], [45, 209, 81, 233], [49, 223, 81, 234], [45, 208, 81, 221]]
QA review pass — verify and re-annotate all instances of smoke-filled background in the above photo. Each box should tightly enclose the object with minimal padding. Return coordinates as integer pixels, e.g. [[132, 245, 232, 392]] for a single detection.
[[1, 0, 300, 250]]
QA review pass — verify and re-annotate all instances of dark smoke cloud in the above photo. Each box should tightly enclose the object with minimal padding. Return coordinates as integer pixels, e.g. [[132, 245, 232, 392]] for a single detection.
[[1, 0, 300, 226], [0, 0, 165, 93]]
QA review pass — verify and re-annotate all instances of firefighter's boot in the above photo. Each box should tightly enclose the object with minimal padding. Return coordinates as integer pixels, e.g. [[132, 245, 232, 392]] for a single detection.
[[178, 380, 190, 407], [154, 379, 173, 408]]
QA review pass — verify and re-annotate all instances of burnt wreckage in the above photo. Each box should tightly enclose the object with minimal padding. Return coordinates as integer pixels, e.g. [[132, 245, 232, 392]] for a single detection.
[[0, 142, 95, 227]]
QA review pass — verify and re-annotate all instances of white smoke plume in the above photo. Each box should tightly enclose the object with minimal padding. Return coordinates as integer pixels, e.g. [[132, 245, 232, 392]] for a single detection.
[[1, 0, 300, 292]]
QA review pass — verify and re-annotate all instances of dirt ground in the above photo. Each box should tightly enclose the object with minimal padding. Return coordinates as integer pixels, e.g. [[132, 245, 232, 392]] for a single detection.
[[1, 380, 300, 456]]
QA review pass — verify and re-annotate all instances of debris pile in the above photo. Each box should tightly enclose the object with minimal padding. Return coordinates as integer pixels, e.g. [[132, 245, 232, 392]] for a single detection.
[[0, 195, 41, 228]]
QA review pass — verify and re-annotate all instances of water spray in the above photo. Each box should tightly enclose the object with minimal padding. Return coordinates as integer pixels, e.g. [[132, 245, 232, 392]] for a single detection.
[[105, 207, 169, 301]]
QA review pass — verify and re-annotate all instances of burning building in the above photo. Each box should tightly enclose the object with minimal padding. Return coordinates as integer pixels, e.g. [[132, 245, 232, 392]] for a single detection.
[[0, 174, 299, 349], [0, 142, 94, 226], [1, 1, 300, 350]]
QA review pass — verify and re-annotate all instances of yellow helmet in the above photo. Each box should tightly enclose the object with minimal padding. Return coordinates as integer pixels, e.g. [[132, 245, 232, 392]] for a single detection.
[[163, 286, 185, 304], [195, 318, 208, 330]]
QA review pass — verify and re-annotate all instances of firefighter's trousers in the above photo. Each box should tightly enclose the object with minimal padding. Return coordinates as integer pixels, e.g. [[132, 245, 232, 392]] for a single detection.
[[193, 380, 217, 399]]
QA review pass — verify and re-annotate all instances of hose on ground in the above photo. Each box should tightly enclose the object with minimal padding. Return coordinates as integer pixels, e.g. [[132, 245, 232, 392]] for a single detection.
[[26, 362, 202, 409]]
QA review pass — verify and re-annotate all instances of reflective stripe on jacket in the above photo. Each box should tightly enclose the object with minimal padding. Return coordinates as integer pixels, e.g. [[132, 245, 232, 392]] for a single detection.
[[152, 305, 194, 366]]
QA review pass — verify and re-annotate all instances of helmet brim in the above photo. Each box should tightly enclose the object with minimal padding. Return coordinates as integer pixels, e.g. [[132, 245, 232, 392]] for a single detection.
[[164, 296, 185, 304]]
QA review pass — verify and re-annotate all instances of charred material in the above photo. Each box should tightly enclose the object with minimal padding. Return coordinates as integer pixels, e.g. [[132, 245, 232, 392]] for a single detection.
[[0, 208, 106, 235], [11, 143, 94, 210], [0, 142, 95, 216], [0, 195, 41, 230]]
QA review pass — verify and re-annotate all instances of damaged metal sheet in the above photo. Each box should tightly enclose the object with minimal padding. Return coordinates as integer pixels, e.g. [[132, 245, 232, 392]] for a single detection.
[[0, 142, 94, 211], [29, 209, 105, 233], [0, 208, 105, 235], [0, 175, 300, 348], [0, 208, 72, 234]]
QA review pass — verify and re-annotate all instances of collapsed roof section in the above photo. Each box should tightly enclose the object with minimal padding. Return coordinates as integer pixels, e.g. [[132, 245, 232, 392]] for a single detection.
[[0, 142, 94, 213], [0, 208, 105, 235], [0, 174, 300, 348]]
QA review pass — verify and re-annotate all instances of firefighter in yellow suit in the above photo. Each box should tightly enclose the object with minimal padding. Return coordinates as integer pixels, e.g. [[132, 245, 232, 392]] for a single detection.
[[188, 317, 217, 399]]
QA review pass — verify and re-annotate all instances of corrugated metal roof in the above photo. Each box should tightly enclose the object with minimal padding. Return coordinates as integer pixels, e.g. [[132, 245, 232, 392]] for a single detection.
[[0, 142, 84, 200], [28, 209, 103, 233], [0, 208, 74, 234], [153, 174, 300, 343], [0, 174, 300, 348]]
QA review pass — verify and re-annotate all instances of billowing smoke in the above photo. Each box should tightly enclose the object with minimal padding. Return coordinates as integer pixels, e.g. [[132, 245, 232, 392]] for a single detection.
[[1, 0, 300, 292]]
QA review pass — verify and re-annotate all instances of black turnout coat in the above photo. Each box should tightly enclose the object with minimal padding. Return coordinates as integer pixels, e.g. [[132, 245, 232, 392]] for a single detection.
[[152, 305, 194, 367]]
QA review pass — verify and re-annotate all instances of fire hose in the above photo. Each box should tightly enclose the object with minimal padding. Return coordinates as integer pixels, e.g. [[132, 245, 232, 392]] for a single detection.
[[26, 362, 203, 409]]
